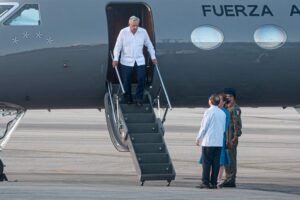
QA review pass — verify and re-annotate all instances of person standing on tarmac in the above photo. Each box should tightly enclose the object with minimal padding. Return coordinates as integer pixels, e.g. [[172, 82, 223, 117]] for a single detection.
[[196, 94, 226, 189], [220, 88, 242, 188], [217, 94, 231, 185]]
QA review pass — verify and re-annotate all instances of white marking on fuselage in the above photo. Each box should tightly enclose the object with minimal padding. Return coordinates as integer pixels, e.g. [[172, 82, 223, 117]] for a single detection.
[[23, 32, 30, 39], [36, 32, 42, 39], [46, 37, 54, 44], [12, 37, 19, 44]]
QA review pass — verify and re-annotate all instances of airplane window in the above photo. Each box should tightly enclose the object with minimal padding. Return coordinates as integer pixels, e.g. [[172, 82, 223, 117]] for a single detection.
[[4, 4, 40, 26], [191, 26, 224, 50], [0, 2, 19, 22], [254, 25, 287, 50]]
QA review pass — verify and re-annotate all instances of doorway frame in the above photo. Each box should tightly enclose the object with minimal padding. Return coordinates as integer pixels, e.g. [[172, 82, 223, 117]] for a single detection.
[[105, 2, 156, 85]]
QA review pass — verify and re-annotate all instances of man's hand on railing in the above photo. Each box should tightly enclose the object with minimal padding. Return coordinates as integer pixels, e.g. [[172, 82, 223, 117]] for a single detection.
[[112, 61, 119, 68], [152, 59, 158, 65]]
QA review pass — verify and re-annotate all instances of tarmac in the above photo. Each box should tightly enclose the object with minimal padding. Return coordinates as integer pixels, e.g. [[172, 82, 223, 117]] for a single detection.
[[0, 107, 299, 199]]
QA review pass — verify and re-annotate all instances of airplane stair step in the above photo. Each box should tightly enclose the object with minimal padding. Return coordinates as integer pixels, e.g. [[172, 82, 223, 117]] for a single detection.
[[130, 133, 163, 144], [133, 143, 166, 154], [136, 153, 170, 164], [127, 123, 158, 133], [140, 163, 173, 174], [120, 103, 152, 113], [123, 113, 155, 123]]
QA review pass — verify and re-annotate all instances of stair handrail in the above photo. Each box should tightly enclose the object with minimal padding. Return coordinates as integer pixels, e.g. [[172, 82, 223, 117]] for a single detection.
[[154, 64, 172, 124], [107, 82, 117, 125], [110, 51, 125, 94], [154, 64, 172, 111], [107, 81, 130, 141], [0, 107, 26, 151]]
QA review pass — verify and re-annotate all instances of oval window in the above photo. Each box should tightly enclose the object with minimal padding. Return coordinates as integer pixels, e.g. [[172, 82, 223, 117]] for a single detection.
[[254, 25, 287, 50], [191, 26, 224, 50]]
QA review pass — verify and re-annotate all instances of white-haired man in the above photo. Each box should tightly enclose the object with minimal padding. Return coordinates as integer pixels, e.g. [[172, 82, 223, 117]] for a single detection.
[[196, 94, 226, 189], [113, 16, 157, 106]]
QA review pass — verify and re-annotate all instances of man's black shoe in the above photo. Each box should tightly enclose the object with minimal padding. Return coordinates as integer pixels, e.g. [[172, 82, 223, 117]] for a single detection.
[[220, 181, 236, 188], [196, 183, 210, 189]]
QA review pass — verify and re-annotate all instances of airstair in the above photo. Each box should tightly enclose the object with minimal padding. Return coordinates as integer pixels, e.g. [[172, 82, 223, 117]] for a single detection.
[[104, 64, 175, 186]]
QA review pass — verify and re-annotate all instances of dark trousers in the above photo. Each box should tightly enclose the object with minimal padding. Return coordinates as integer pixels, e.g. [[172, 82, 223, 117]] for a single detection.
[[120, 63, 146, 101], [202, 147, 221, 186], [225, 144, 237, 184]]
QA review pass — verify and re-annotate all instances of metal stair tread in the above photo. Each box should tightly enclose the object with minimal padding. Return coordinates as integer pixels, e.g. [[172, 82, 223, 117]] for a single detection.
[[127, 123, 159, 133], [124, 112, 154, 115], [132, 143, 166, 149], [136, 153, 170, 164], [127, 123, 158, 128], [132, 142, 165, 145], [133, 143, 166, 154], [140, 163, 173, 174], [126, 122, 157, 125], [141, 174, 175, 178], [120, 104, 152, 113], [128, 132, 161, 135], [128, 132, 160, 135], [136, 152, 169, 156], [140, 174, 176, 181], [123, 115, 155, 123], [129, 134, 163, 144], [140, 162, 172, 166]]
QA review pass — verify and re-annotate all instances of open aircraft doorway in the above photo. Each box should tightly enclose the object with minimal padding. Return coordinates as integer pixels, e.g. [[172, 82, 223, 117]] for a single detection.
[[106, 2, 155, 85]]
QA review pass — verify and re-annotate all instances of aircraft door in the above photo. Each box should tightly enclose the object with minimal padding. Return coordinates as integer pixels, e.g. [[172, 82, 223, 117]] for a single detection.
[[106, 3, 155, 86]]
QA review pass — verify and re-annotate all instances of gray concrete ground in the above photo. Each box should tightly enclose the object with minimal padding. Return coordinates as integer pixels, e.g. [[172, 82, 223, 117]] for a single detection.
[[0, 108, 299, 199]]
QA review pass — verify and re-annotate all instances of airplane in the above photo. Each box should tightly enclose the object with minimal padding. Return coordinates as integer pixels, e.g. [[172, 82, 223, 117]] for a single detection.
[[0, 0, 300, 185]]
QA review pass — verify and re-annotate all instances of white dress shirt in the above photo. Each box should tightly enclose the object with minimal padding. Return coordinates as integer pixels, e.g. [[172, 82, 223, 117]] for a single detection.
[[113, 27, 156, 67], [196, 105, 226, 147]]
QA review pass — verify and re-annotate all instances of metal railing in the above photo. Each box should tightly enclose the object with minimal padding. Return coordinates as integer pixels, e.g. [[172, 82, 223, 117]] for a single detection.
[[107, 82, 117, 124], [110, 51, 125, 94], [0, 105, 26, 151], [107, 81, 129, 142], [154, 64, 172, 124], [108, 51, 125, 132], [109, 50, 172, 124]]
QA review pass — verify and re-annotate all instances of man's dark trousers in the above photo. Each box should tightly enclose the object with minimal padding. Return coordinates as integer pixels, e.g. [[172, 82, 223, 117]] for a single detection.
[[120, 63, 146, 102], [225, 143, 237, 184], [202, 146, 221, 186]]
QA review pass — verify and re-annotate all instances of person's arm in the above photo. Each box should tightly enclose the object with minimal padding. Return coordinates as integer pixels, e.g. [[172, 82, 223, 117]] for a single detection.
[[196, 110, 211, 145], [232, 107, 242, 144], [112, 30, 123, 67], [225, 110, 231, 148], [144, 32, 157, 64]]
